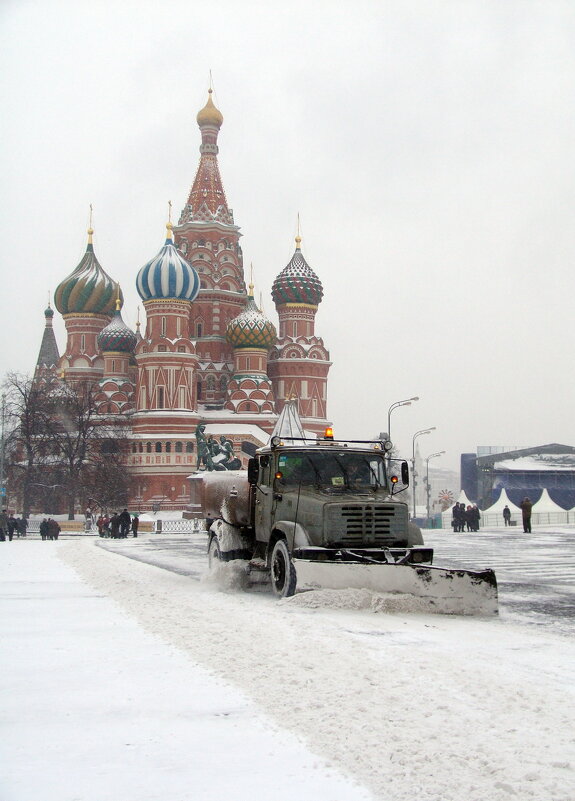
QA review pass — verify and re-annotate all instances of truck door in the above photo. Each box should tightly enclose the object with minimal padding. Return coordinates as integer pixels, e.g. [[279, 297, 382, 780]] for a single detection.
[[254, 455, 274, 543]]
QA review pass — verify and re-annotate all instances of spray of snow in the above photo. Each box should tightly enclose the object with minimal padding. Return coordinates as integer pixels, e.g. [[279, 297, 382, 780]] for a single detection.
[[202, 559, 250, 592], [284, 587, 462, 615]]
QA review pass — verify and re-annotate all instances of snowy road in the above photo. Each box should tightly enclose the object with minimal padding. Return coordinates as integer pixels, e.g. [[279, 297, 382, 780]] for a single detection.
[[426, 527, 575, 634], [96, 526, 575, 634], [4, 534, 574, 801], [69, 532, 575, 800]]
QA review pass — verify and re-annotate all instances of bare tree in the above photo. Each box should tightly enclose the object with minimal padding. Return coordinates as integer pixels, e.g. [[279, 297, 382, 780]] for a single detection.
[[4, 374, 133, 518], [44, 381, 124, 519], [2, 372, 58, 516], [87, 434, 133, 514]]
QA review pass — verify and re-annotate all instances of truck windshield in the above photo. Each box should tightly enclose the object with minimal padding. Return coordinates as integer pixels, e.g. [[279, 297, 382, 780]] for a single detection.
[[275, 450, 387, 492]]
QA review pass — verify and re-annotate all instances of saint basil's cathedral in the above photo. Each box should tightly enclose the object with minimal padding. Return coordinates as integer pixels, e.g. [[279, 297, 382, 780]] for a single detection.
[[35, 90, 332, 510]]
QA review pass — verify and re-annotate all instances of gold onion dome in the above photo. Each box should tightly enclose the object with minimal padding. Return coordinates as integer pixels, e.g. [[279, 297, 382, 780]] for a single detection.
[[54, 228, 122, 316], [226, 288, 277, 349], [196, 88, 223, 128]]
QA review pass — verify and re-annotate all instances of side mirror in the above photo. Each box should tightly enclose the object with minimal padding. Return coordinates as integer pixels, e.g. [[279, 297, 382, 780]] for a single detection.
[[401, 461, 410, 486], [247, 458, 259, 485]]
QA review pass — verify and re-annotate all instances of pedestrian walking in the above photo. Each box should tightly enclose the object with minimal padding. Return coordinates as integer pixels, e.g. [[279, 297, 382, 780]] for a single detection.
[[18, 516, 28, 537], [118, 508, 131, 538], [520, 497, 533, 533], [40, 519, 49, 540], [131, 514, 139, 538], [470, 505, 481, 532], [8, 515, 17, 541], [110, 513, 120, 539], [0, 508, 9, 541], [48, 518, 60, 540], [503, 505, 511, 526]]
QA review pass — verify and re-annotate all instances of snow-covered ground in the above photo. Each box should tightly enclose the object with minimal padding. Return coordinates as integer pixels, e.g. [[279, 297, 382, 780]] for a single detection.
[[1, 536, 574, 801]]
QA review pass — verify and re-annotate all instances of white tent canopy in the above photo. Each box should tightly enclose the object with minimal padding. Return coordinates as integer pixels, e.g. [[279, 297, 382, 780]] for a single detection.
[[269, 400, 317, 444], [531, 488, 567, 513], [482, 488, 520, 514], [444, 490, 475, 516]]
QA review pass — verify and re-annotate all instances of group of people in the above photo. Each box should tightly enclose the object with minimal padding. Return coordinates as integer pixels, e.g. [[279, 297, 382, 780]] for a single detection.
[[96, 509, 139, 538], [39, 518, 61, 540], [0, 510, 28, 541], [451, 502, 481, 532]]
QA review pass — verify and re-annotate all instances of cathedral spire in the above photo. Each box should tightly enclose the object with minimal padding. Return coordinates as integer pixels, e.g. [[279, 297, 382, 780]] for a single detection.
[[34, 302, 60, 378], [178, 89, 233, 226]]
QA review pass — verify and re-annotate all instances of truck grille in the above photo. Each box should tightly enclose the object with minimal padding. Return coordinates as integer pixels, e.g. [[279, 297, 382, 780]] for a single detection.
[[325, 503, 408, 546]]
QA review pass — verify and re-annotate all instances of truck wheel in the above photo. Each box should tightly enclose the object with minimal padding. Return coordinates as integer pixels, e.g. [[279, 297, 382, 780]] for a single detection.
[[208, 536, 222, 570], [270, 539, 297, 598]]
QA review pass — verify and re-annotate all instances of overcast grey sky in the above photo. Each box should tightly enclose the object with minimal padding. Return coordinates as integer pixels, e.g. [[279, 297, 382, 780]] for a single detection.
[[1, 0, 574, 471]]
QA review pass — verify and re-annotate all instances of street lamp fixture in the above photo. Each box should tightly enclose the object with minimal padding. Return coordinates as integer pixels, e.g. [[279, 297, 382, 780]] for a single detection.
[[425, 451, 446, 524], [387, 396, 419, 442], [412, 427, 436, 519]]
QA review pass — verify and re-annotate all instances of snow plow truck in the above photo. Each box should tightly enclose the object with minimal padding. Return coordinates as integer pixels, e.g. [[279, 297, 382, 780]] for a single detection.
[[202, 430, 498, 615]]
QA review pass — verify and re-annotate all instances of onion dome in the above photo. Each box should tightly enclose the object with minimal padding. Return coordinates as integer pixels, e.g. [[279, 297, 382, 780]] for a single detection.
[[226, 287, 277, 349], [136, 222, 200, 302], [44, 305, 54, 319], [196, 88, 223, 128], [97, 298, 137, 353], [54, 228, 122, 315], [271, 236, 323, 306]]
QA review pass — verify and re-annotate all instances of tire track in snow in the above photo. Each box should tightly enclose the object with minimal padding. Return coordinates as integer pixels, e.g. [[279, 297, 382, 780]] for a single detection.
[[60, 540, 575, 801]]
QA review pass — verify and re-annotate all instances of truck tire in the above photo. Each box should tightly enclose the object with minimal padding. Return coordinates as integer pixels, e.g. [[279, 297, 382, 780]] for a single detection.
[[270, 538, 297, 598], [208, 536, 222, 570]]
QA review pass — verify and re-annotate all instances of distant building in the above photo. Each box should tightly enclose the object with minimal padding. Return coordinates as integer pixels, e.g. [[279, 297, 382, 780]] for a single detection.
[[462, 445, 575, 509]]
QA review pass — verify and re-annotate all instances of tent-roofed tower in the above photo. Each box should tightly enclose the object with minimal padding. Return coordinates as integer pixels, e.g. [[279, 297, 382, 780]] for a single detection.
[[34, 303, 60, 380], [268, 235, 331, 429], [173, 88, 247, 410]]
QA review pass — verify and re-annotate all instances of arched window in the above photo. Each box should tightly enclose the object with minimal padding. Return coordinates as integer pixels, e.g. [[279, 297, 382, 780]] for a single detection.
[[165, 442, 171, 453], [186, 442, 193, 453], [138, 443, 143, 453], [197, 323, 203, 337], [155, 442, 162, 453], [206, 375, 215, 391], [220, 375, 228, 391], [131, 444, 137, 453], [161, 317, 167, 336], [175, 442, 183, 453], [146, 442, 152, 453]]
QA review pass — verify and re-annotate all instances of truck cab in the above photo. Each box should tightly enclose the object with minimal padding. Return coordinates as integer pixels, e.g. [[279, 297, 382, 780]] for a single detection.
[[249, 438, 423, 558]]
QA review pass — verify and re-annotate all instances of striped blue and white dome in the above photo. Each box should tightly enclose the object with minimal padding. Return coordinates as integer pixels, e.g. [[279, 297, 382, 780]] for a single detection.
[[136, 223, 200, 302]]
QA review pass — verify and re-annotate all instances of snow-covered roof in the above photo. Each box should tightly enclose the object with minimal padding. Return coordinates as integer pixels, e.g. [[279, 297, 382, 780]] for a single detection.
[[201, 423, 269, 441], [495, 454, 575, 472]]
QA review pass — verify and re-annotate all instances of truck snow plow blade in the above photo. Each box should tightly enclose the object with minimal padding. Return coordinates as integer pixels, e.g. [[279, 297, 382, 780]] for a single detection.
[[292, 560, 498, 615]]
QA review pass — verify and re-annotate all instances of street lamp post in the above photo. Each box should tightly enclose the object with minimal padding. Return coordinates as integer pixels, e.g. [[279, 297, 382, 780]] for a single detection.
[[412, 427, 436, 519], [425, 451, 446, 525], [387, 396, 419, 442]]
